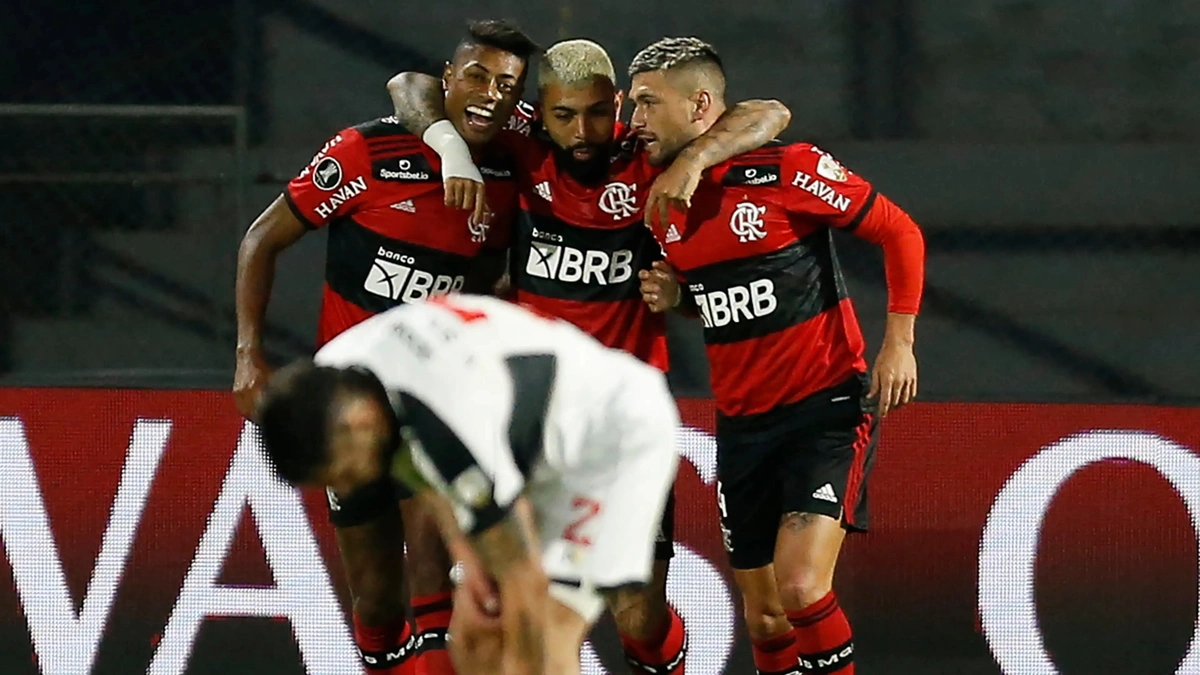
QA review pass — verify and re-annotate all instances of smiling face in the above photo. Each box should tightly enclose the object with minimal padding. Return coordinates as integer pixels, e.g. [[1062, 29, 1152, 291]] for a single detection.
[[443, 43, 529, 146]]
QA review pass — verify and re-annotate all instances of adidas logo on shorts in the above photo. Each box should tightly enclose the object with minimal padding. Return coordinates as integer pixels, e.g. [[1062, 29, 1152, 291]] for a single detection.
[[812, 483, 838, 503]]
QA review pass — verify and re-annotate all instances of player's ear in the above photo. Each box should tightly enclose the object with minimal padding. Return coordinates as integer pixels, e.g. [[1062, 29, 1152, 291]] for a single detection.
[[614, 89, 626, 118], [441, 61, 453, 93], [692, 90, 714, 121]]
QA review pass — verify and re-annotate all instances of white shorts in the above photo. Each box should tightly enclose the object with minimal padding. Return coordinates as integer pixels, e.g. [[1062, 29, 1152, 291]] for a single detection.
[[528, 362, 680, 624]]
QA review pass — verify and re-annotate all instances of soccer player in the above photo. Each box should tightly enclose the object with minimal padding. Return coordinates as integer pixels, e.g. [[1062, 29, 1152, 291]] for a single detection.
[[255, 294, 681, 675], [232, 20, 539, 675], [383, 38, 791, 674], [630, 38, 925, 675]]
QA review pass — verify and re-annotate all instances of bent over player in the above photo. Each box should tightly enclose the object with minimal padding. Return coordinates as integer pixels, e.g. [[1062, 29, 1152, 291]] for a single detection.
[[256, 295, 681, 675], [631, 38, 925, 675], [384, 38, 790, 674], [233, 20, 538, 675]]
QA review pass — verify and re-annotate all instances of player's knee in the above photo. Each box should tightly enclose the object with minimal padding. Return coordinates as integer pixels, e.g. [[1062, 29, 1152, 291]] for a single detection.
[[742, 602, 791, 641], [739, 587, 790, 640], [777, 566, 833, 611], [353, 590, 407, 627]]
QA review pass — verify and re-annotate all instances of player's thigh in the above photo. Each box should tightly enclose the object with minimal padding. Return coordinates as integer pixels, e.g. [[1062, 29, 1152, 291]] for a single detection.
[[773, 512, 845, 601], [545, 584, 599, 675], [774, 405, 876, 596]]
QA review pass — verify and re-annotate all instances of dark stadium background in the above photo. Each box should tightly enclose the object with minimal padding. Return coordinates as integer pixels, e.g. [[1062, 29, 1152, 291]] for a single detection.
[[1, 1, 1197, 674]]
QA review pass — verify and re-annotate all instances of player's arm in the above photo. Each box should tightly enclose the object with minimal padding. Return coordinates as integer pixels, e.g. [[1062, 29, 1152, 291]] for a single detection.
[[784, 146, 925, 416], [848, 191, 924, 417], [391, 409, 547, 674], [472, 499, 547, 675], [644, 99, 792, 226], [234, 130, 372, 419], [233, 198, 308, 420], [411, 485, 548, 674]]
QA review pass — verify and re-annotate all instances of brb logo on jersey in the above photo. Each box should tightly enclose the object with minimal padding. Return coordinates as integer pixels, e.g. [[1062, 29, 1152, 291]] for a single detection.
[[598, 182, 638, 220], [690, 279, 778, 329], [363, 247, 465, 302], [729, 202, 768, 243], [525, 240, 634, 286]]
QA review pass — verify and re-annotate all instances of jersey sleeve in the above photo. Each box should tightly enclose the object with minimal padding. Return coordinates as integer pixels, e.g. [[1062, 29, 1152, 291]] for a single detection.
[[284, 128, 373, 229], [782, 144, 926, 314], [780, 144, 876, 230], [504, 99, 539, 137]]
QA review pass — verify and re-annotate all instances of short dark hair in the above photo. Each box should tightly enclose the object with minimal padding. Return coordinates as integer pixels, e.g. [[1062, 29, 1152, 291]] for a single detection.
[[257, 360, 392, 486], [460, 19, 540, 62], [628, 36, 725, 78]]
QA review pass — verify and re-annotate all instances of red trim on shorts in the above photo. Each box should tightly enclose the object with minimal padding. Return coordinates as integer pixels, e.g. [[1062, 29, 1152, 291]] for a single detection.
[[842, 414, 873, 527]]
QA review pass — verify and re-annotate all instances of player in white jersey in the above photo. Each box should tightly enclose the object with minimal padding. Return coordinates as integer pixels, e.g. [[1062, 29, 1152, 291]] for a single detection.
[[256, 294, 680, 675]]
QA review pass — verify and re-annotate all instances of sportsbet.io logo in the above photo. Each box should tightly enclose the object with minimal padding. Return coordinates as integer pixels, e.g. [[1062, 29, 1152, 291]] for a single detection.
[[363, 247, 464, 303]]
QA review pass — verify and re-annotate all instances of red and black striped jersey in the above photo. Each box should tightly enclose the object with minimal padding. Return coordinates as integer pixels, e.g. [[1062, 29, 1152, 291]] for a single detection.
[[652, 142, 924, 420], [284, 117, 518, 347], [496, 119, 669, 371]]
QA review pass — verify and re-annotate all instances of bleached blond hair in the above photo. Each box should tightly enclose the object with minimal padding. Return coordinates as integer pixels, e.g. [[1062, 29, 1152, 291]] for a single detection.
[[538, 39, 617, 90]]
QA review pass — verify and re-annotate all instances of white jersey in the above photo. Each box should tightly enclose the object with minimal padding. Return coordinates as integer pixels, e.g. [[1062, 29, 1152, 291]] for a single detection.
[[315, 295, 659, 522], [316, 295, 680, 622]]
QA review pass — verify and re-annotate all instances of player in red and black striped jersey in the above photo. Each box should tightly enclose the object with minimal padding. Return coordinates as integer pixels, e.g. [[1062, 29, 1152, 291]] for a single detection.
[[233, 20, 539, 675], [632, 38, 924, 675], [384, 38, 792, 675]]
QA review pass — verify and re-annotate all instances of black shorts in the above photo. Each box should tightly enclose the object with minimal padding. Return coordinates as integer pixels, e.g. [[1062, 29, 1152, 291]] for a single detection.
[[715, 374, 878, 570], [324, 476, 412, 529], [655, 489, 676, 561]]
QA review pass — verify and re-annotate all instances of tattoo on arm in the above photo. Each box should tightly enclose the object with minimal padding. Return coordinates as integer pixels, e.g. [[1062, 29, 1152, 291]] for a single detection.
[[387, 72, 449, 136], [678, 99, 793, 169]]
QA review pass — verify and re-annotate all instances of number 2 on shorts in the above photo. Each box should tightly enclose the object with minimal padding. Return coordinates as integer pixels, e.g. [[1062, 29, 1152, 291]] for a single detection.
[[563, 497, 602, 547]]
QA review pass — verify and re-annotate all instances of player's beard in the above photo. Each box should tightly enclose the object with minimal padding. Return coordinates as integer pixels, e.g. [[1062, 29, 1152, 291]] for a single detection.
[[553, 142, 611, 186]]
